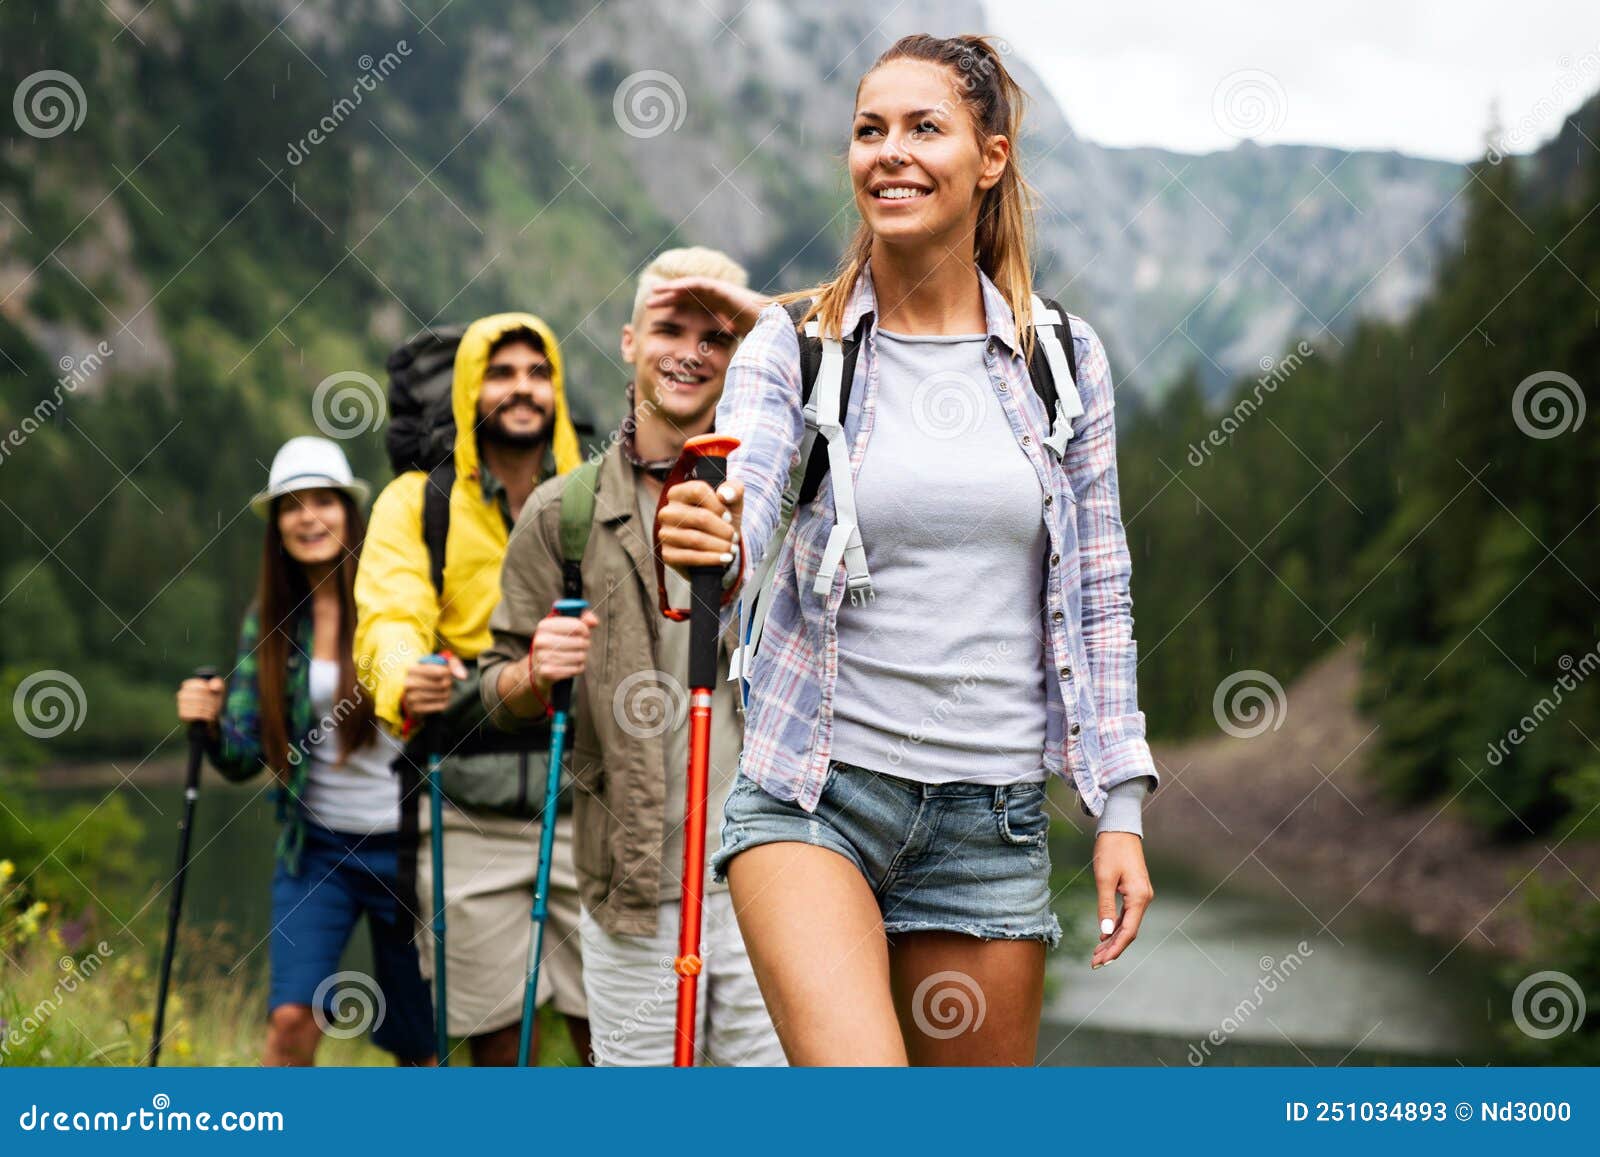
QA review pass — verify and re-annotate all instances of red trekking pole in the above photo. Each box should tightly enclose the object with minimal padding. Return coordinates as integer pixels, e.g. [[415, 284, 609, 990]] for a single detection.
[[653, 432, 741, 1067]]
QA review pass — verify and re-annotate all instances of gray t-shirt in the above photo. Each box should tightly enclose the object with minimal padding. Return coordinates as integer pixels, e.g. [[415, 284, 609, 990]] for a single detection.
[[831, 328, 1051, 784]]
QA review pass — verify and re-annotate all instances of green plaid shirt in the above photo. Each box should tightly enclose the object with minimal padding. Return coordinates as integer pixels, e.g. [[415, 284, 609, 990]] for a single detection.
[[207, 605, 318, 874]]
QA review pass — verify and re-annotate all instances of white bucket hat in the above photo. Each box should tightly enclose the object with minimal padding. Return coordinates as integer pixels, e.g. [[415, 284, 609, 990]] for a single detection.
[[250, 435, 371, 518]]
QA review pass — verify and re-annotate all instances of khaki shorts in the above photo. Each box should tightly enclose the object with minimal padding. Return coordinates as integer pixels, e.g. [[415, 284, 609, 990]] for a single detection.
[[580, 893, 785, 1067], [415, 803, 587, 1036]]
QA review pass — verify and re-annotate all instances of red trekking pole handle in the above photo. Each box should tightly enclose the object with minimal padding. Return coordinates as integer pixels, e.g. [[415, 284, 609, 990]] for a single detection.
[[653, 433, 743, 624], [652, 433, 740, 1067]]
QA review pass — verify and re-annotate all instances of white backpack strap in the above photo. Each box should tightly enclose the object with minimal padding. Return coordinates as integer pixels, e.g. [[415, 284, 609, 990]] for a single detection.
[[730, 503, 788, 692], [731, 448, 805, 691], [1031, 293, 1085, 457], [810, 328, 873, 603]]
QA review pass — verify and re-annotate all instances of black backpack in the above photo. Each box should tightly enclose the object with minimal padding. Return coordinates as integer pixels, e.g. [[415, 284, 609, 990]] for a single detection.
[[383, 325, 468, 598], [385, 324, 467, 476]]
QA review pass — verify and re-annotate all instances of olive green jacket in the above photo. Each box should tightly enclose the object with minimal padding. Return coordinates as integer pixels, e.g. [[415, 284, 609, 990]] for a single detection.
[[480, 441, 740, 937]]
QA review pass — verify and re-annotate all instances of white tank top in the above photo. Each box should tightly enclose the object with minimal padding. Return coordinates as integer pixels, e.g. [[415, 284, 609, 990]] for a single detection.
[[302, 657, 403, 834]]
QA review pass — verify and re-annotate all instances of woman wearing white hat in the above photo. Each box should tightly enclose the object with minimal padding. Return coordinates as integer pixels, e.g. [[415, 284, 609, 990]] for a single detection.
[[176, 435, 434, 1066]]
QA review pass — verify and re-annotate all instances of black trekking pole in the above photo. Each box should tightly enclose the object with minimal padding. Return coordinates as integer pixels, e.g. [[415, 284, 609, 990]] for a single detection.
[[149, 664, 217, 1067]]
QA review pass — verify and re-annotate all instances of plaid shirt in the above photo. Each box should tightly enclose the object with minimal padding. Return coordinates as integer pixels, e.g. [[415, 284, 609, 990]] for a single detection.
[[718, 263, 1157, 816], [208, 605, 317, 874]]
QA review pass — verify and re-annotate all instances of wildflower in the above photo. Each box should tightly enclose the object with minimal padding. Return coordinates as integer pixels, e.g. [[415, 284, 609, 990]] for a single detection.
[[18, 901, 48, 938]]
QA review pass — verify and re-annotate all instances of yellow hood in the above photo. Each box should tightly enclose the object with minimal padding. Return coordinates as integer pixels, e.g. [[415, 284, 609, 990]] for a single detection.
[[451, 311, 582, 480]]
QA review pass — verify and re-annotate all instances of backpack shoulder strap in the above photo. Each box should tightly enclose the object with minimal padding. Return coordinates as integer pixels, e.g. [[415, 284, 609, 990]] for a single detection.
[[1027, 294, 1086, 452], [731, 301, 873, 691], [558, 457, 602, 599], [783, 299, 821, 402], [422, 460, 455, 597], [790, 302, 870, 508]]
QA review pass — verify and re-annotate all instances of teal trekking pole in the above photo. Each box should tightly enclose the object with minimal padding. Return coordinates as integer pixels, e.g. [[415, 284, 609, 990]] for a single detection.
[[517, 597, 588, 1066], [415, 651, 453, 1066]]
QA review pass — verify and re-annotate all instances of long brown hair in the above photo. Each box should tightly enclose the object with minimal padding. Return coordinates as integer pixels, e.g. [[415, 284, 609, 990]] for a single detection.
[[255, 491, 376, 779], [782, 33, 1040, 359]]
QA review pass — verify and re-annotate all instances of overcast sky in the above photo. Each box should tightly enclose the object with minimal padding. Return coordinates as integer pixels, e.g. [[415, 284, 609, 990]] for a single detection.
[[988, 0, 1600, 161]]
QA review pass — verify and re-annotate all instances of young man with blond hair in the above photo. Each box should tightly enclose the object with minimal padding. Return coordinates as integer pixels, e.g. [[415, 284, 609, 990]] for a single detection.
[[480, 247, 783, 1065]]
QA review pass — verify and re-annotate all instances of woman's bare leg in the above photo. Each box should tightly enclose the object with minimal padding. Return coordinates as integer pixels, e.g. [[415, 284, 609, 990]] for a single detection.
[[726, 842, 906, 1065], [264, 1004, 320, 1066], [889, 931, 1045, 1066]]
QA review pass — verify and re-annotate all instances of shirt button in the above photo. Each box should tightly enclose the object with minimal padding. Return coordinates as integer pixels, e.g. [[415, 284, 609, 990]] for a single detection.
[[1052, 611, 1064, 623], [1043, 494, 1053, 507], [1070, 722, 1081, 737], [1021, 435, 1031, 446], [1060, 665, 1072, 679], [997, 382, 1009, 392], [1051, 553, 1060, 565]]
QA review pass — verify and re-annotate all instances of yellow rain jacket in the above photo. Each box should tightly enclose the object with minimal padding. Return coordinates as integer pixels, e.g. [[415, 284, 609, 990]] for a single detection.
[[354, 313, 582, 729]]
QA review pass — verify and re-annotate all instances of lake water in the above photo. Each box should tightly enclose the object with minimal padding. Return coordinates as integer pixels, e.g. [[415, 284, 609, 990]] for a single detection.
[[49, 775, 1508, 1066]]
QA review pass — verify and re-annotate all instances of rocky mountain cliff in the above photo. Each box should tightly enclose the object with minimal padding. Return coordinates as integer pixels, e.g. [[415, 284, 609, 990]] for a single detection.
[[0, 0, 1516, 426]]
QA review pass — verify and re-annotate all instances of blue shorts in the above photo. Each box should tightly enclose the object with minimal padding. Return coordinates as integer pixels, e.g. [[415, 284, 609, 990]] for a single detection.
[[269, 821, 435, 1061], [711, 760, 1062, 947]]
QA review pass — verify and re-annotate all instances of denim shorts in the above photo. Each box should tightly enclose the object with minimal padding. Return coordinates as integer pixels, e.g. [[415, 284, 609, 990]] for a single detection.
[[711, 760, 1062, 947], [270, 820, 436, 1061]]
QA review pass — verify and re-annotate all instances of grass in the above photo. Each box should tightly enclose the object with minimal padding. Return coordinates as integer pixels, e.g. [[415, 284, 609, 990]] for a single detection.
[[1, 922, 580, 1067]]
